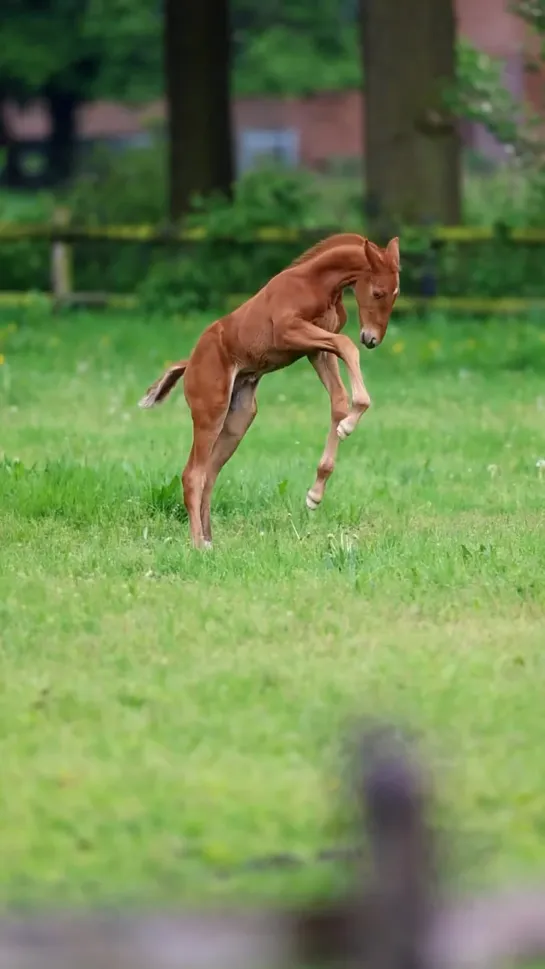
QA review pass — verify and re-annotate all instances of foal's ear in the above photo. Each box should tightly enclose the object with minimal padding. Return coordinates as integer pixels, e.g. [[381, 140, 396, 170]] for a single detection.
[[386, 237, 400, 269], [364, 239, 385, 274]]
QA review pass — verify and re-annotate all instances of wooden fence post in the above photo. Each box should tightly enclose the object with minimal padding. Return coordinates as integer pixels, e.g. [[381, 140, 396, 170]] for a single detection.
[[50, 207, 73, 309]]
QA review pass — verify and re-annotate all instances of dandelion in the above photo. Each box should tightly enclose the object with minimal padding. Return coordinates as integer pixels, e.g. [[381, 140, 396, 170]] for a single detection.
[[0, 354, 4, 365], [487, 464, 499, 478], [391, 340, 405, 355], [536, 459, 545, 480]]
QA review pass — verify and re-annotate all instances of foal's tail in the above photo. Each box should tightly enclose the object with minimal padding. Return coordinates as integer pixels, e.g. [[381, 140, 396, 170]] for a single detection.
[[138, 359, 188, 409]]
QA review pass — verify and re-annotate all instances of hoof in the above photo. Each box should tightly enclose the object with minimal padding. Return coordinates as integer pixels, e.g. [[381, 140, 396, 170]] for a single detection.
[[337, 418, 352, 441], [306, 493, 320, 511]]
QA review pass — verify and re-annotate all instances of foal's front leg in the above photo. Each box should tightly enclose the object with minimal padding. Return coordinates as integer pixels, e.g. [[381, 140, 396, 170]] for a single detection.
[[306, 352, 349, 510], [275, 316, 371, 439]]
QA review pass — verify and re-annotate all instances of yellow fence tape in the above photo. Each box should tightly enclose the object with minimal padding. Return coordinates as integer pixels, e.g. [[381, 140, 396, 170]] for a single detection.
[[0, 291, 544, 316], [1, 223, 545, 244]]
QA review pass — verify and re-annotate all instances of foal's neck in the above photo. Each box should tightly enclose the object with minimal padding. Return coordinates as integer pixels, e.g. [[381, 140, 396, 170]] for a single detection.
[[307, 244, 368, 294]]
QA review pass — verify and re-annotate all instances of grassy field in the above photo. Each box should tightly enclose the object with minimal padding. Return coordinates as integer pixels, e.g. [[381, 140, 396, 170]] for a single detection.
[[1, 304, 545, 908]]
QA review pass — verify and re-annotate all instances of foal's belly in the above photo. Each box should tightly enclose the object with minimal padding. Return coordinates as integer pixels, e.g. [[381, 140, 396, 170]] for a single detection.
[[235, 305, 341, 386], [239, 349, 307, 381]]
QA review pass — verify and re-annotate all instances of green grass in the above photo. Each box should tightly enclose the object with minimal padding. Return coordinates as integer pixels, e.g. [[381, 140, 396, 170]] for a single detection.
[[1, 306, 545, 908]]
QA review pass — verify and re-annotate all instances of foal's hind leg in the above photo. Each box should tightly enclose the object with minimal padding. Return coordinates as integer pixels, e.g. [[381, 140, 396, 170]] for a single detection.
[[182, 354, 235, 549], [182, 429, 225, 549], [200, 380, 258, 545], [306, 352, 349, 510]]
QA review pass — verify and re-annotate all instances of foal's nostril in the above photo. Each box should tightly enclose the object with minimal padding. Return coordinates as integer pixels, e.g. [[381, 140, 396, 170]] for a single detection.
[[364, 335, 378, 349]]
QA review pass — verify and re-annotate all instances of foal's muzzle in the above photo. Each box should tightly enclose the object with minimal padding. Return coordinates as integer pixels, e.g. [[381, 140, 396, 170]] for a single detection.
[[361, 333, 378, 349]]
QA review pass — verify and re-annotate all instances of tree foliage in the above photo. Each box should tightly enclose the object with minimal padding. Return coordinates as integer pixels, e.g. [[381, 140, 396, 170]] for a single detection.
[[514, 0, 545, 35], [232, 0, 361, 94], [446, 0, 545, 162], [0, 0, 161, 103], [233, 24, 361, 95], [450, 41, 521, 148], [84, 0, 162, 102], [0, 0, 361, 102], [451, 42, 543, 162], [1, 0, 545, 111]]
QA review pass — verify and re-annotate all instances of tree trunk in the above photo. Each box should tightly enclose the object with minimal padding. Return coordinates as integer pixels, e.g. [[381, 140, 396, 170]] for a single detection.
[[164, 0, 234, 222], [360, 0, 461, 234], [46, 89, 78, 186], [0, 98, 24, 188]]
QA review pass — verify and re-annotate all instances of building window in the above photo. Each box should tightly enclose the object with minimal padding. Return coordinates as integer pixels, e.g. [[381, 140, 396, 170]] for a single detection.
[[105, 132, 153, 152], [237, 128, 300, 173]]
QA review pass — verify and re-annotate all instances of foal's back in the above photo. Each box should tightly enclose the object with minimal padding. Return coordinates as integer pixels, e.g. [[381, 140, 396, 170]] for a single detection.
[[208, 232, 368, 361]]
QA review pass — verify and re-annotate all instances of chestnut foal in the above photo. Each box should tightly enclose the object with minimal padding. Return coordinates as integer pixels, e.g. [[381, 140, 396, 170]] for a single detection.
[[139, 233, 400, 548]]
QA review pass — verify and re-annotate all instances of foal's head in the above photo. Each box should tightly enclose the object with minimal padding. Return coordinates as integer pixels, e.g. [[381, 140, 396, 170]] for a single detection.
[[353, 238, 400, 349]]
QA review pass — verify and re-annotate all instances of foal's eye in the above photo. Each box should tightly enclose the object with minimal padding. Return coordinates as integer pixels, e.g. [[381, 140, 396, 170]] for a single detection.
[[372, 289, 385, 300]]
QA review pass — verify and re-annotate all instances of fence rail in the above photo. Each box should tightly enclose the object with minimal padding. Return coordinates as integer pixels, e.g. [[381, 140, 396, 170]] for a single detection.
[[2, 217, 545, 313], [2, 222, 545, 244], [2, 291, 545, 316], [2, 726, 545, 969]]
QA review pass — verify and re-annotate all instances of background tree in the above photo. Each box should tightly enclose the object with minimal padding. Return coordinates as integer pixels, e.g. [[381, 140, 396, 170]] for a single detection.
[[0, 0, 161, 186], [164, 0, 233, 221], [360, 0, 461, 231]]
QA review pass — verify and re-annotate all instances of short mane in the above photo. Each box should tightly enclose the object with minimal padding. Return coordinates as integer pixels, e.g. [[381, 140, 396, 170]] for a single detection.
[[289, 233, 366, 268]]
